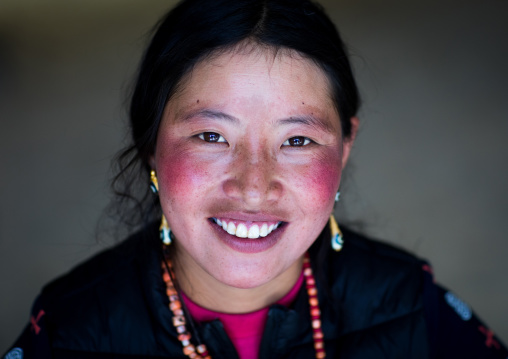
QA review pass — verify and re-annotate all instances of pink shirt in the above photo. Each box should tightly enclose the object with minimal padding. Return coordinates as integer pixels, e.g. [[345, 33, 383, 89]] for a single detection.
[[181, 271, 304, 359]]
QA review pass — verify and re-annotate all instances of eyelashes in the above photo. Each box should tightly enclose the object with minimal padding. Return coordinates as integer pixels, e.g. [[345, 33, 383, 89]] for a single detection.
[[197, 132, 313, 147]]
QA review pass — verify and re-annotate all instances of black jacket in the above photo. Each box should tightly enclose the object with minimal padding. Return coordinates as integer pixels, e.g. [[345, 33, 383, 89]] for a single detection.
[[5, 224, 507, 358]]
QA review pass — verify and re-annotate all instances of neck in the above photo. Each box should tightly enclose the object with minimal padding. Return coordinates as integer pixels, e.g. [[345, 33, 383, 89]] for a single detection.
[[170, 246, 304, 314]]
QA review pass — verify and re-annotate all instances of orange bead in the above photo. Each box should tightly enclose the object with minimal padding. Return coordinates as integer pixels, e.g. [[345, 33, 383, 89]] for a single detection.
[[170, 301, 181, 310], [312, 319, 321, 329], [183, 344, 196, 355]]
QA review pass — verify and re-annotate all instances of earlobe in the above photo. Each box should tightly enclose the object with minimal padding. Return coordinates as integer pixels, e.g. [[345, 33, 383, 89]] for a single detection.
[[341, 116, 359, 167], [149, 155, 156, 170]]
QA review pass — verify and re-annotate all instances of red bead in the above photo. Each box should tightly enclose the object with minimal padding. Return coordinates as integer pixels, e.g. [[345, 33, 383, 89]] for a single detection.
[[313, 331, 324, 339]]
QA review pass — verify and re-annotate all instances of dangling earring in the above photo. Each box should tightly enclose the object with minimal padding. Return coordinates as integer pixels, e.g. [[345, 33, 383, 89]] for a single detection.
[[160, 214, 172, 246], [150, 170, 172, 246], [330, 214, 343, 251], [150, 170, 159, 194], [330, 191, 343, 251]]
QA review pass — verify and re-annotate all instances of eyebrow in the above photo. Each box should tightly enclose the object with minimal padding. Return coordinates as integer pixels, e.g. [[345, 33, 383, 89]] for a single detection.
[[277, 115, 336, 134], [178, 108, 336, 134], [179, 109, 240, 124]]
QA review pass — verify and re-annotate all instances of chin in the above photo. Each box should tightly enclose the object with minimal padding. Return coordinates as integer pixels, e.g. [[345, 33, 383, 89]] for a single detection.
[[212, 263, 278, 290]]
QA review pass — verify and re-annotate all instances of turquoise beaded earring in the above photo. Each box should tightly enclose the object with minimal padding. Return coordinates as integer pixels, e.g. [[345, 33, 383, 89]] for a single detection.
[[330, 191, 344, 251], [150, 170, 172, 245]]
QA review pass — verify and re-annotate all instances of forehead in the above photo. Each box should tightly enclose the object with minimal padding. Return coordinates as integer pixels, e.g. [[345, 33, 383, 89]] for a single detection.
[[181, 46, 332, 96], [167, 45, 340, 130]]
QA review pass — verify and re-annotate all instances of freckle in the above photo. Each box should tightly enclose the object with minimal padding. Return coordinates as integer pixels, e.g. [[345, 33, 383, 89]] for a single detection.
[[302, 102, 305, 105], [197, 99, 200, 103]]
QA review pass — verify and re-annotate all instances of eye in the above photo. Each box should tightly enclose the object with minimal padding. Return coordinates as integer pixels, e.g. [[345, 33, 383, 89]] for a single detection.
[[198, 132, 227, 143], [282, 136, 312, 147]]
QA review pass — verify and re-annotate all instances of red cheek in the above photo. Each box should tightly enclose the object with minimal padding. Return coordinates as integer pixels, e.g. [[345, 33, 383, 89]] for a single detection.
[[294, 152, 341, 205], [156, 144, 211, 199]]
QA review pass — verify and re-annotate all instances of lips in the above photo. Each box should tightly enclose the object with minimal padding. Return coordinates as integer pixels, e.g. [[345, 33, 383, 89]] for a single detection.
[[211, 217, 281, 239], [207, 212, 288, 253]]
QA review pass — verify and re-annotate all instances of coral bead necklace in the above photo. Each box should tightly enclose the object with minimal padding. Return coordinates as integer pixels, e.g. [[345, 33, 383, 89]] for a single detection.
[[161, 251, 326, 358]]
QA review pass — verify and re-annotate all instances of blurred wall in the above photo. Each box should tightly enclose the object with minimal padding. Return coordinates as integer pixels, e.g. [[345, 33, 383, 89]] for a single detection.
[[1, 0, 507, 350]]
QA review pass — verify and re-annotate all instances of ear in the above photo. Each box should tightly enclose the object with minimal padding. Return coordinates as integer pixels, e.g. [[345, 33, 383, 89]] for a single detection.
[[341, 116, 359, 167], [149, 155, 156, 171]]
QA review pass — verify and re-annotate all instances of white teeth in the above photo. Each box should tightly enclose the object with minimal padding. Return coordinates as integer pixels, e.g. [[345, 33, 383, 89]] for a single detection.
[[227, 222, 236, 235], [236, 223, 248, 238], [248, 225, 260, 238], [259, 223, 268, 237], [215, 219, 282, 239]]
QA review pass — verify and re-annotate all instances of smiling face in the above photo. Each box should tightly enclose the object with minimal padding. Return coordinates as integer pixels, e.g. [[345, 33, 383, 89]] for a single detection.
[[153, 46, 354, 297]]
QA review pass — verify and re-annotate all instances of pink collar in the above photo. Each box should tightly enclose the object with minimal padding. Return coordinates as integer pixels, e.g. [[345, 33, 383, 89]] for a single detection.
[[181, 270, 304, 357]]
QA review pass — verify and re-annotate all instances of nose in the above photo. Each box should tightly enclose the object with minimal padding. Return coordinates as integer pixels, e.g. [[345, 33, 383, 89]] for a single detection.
[[222, 145, 283, 207]]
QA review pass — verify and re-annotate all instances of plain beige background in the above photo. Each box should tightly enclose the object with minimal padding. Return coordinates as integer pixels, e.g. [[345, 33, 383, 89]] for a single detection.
[[1, 0, 507, 350]]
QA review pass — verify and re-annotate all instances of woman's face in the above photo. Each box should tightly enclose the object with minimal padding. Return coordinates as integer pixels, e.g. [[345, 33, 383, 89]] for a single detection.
[[154, 48, 354, 290]]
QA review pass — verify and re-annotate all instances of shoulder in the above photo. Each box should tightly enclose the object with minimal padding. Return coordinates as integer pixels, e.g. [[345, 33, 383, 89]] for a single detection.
[[334, 226, 426, 280], [326, 227, 427, 332], [36, 223, 165, 351], [42, 225, 157, 302]]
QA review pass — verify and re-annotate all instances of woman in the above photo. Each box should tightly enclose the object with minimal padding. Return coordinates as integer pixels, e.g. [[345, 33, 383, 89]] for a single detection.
[[4, 0, 507, 358]]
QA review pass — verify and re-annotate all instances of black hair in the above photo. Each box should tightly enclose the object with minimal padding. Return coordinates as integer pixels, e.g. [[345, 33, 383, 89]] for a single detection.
[[110, 0, 360, 235]]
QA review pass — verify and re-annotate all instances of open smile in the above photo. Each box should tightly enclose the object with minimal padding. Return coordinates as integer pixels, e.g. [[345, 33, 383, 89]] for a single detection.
[[211, 217, 282, 239]]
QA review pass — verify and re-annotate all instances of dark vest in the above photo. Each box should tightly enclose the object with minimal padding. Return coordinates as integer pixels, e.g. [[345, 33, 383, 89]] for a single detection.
[[39, 224, 429, 358]]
